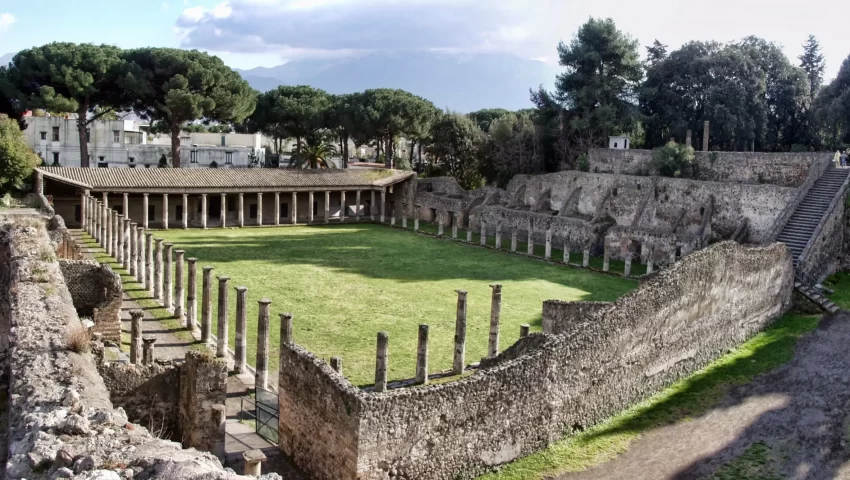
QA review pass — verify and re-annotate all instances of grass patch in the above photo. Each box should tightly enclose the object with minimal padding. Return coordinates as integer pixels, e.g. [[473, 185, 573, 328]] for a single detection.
[[824, 271, 850, 310], [150, 223, 636, 385], [707, 441, 782, 480], [477, 313, 819, 479]]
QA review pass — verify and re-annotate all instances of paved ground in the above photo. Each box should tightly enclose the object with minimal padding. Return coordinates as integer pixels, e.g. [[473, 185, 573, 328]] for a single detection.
[[555, 313, 850, 480]]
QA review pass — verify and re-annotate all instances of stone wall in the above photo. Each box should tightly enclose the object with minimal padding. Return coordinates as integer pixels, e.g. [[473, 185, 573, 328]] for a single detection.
[[797, 180, 850, 283], [587, 148, 831, 187], [278, 241, 794, 480], [0, 214, 254, 480], [179, 350, 229, 451], [98, 361, 181, 440], [59, 259, 123, 341], [541, 300, 612, 335]]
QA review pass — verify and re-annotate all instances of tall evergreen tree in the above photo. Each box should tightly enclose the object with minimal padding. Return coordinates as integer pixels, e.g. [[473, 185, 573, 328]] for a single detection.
[[799, 35, 826, 100]]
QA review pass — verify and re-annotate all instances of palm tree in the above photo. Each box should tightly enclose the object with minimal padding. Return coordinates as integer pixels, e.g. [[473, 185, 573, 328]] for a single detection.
[[291, 137, 337, 169]]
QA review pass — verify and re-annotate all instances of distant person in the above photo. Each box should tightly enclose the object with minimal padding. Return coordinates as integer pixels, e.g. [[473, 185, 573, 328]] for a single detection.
[[841, 152, 847, 167]]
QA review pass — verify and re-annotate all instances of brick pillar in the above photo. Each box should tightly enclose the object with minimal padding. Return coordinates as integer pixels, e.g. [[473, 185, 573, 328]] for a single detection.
[[129, 222, 138, 278], [142, 337, 156, 365], [216, 276, 230, 357], [324, 191, 330, 224], [162, 194, 169, 230], [291, 191, 297, 224], [257, 193, 263, 226], [308, 191, 314, 223], [187, 258, 198, 330], [145, 232, 153, 293], [495, 223, 502, 249], [130, 309, 143, 364], [453, 289, 467, 375], [142, 194, 149, 229], [238, 193, 244, 227], [201, 194, 208, 229], [511, 227, 518, 252], [703, 120, 710, 151], [154, 239, 164, 301], [183, 194, 189, 229], [164, 243, 173, 314], [416, 324, 429, 385], [375, 331, 388, 393], [256, 298, 272, 390], [174, 250, 185, 321], [355, 190, 361, 221], [488, 284, 502, 357], [234, 287, 248, 374], [137, 227, 145, 286], [369, 191, 375, 222], [201, 266, 214, 343]]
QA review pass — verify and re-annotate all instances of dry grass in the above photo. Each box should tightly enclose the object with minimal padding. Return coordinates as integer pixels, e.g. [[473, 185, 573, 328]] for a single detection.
[[66, 324, 91, 354]]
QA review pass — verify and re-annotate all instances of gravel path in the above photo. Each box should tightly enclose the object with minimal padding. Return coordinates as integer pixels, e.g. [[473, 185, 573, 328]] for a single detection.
[[554, 313, 850, 480]]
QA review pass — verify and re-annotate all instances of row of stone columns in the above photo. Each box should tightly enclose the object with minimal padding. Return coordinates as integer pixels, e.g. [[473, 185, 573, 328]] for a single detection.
[[129, 309, 157, 365]]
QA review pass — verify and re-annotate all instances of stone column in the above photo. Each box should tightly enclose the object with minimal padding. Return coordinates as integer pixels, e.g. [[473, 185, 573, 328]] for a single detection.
[[201, 194, 208, 229], [142, 194, 149, 229], [603, 247, 610, 272], [201, 266, 214, 344], [123, 218, 132, 270], [280, 313, 293, 346], [466, 226, 472, 243], [187, 258, 198, 330], [238, 193, 244, 227], [647, 255, 654, 274], [375, 331, 388, 393], [291, 191, 298, 224], [413, 206, 420, 231], [174, 250, 185, 320], [122, 193, 129, 218], [162, 194, 169, 230], [145, 232, 153, 292], [380, 189, 386, 223], [453, 290, 467, 375], [495, 224, 502, 250], [324, 191, 331, 224], [402, 203, 408, 228], [416, 324, 429, 385], [370, 191, 376, 221], [112, 212, 119, 258], [211, 405, 226, 462], [669, 250, 677, 265], [234, 287, 248, 374], [355, 190, 362, 221], [545, 228, 553, 259], [242, 450, 267, 477], [154, 239, 163, 301], [217, 276, 230, 357], [564, 243, 570, 264], [308, 191, 314, 223], [520, 324, 530, 337], [215, 193, 224, 228], [164, 243, 173, 314], [511, 227, 518, 252], [330, 357, 343, 374], [624, 253, 632, 277], [527, 222, 534, 256], [81, 192, 88, 231], [480, 221, 487, 246], [340, 191, 346, 223], [129, 222, 138, 278], [488, 284, 502, 357], [274, 192, 280, 226], [130, 309, 143, 364], [182, 194, 189, 229], [142, 337, 156, 365], [105, 206, 112, 256], [256, 298, 272, 390], [102, 202, 108, 246], [703, 120, 710, 151], [116, 215, 125, 263], [93, 200, 100, 243], [583, 248, 590, 267], [257, 193, 263, 226], [686, 129, 692, 148], [137, 227, 145, 286], [451, 213, 458, 239], [437, 213, 444, 236]]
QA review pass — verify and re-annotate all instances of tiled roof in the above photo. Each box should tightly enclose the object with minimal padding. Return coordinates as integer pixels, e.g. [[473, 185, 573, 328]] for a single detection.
[[38, 167, 414, 192]]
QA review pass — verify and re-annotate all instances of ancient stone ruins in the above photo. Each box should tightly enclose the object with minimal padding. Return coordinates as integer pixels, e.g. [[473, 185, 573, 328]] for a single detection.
[[1, 146, 847, 479]]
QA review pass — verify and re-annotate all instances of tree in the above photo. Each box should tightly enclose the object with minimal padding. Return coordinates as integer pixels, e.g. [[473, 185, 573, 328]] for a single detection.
[[645, 40, 668, 67], [813, 54, 850, 148], [426, 113, 484, 189], [800, 35, 826, 100], [326, 93, 361, 168], [359, 89, 434, 168], [121, 48, 256, 167], [4, 43, 126, 167], [252, 85, 329, 154], [555, 18, 643, 147], [467, 108, 511, 133], [0, 115, 40, 194], [291, 137, 337, 169], [480, 111, 543, 186], [651, 141, 696, 178]]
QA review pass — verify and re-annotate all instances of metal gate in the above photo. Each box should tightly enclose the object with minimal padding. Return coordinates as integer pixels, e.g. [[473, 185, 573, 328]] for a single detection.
[[255, 387, 279, 444]]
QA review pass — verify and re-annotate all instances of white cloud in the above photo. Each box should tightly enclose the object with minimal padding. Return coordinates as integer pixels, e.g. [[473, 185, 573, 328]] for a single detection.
[[0, 13, 16, 32]]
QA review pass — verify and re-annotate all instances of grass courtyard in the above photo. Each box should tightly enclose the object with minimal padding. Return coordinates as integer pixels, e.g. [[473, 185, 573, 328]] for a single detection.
[[154, 223, 636, 385]]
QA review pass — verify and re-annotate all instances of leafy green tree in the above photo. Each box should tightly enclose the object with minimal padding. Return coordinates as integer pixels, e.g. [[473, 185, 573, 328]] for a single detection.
[[359, 89, 435, 168], [252, 85, 329, 154], [326, 93, 362, 168], [467, 108, 511, 133], [799, 35, 826, 100], [291, 137, 337, 169], [0, 115, 40, 193], [645, 40, 668, 67], [813, 54, 850, 148], [121, 48, 256, 167], [651, 142, 696, 178], [3, 43, 126, 167], [556, 18, 643, 147], [480, 111, 543, 186], [426, 113, 484, 189]]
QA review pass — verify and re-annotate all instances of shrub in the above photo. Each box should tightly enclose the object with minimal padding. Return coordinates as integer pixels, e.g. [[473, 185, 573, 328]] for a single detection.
[[651, 142, 696, 178], [0, 115, 41, 194], [66, 324, 91, 354], [576, 153, 589, 172]]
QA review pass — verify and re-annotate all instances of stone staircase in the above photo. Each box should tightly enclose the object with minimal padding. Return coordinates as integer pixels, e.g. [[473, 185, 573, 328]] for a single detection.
[[795, 282, 841, 314], [776, 167, 850, 268]]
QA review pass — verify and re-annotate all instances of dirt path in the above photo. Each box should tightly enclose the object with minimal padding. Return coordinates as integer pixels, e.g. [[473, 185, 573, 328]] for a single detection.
[[554, 314, 850, 480]]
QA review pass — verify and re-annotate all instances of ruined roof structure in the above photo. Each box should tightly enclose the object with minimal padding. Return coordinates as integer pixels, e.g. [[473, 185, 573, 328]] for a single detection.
[[37, 166, 415, 193]]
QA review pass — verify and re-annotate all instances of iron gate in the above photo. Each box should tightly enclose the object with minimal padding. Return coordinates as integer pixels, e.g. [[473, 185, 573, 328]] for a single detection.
[[254, 387, 279, 444]]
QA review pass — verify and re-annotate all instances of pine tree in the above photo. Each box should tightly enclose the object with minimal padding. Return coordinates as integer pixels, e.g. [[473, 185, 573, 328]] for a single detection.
[[799, 35, 826, 100]]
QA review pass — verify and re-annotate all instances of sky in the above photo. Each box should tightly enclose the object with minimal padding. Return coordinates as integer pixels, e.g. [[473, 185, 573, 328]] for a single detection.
[[0, 0, 848, 80]]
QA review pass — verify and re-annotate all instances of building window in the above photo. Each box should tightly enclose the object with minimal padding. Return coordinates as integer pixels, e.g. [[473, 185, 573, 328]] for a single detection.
[[74, 205, 81, 222], [52, 127, 59, 141], [249, 204, 258, 219], [190, 151, 198, 163], [40, 131, 47, 140], [221, 135, 226, 147], [148, 205, 156, 221], [225, 152, 233, 165], [52, 152, 60, 165], [98, 162, 108, 168], [614, 142, 618, 148], [86, 128, 91, 143], [128, 157, 135, 164], [113, 130, 120, 143], [281, 203, 289, 218], [124, 132, 142, 145]]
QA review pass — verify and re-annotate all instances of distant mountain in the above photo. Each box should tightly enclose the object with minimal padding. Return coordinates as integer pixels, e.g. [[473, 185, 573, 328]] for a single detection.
[[235, 52, 559, 113], [0, 53, 13, 66]]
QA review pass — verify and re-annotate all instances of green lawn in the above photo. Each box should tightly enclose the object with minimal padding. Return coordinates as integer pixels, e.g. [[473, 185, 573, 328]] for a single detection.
[[151, 223, 636, 385]]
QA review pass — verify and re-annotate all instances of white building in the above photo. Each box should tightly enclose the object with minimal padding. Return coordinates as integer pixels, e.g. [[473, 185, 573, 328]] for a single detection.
[[608, 135, 630, 150], [22, 116, 265, 168]]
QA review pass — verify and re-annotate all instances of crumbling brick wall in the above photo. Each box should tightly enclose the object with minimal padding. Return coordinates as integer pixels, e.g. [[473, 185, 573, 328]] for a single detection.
[[179, 350, 228, 451], [58, 260, 122, 341], [98, 361, 182, 440], [541, 300, 612, 335], [278, 241, 794, 480]]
